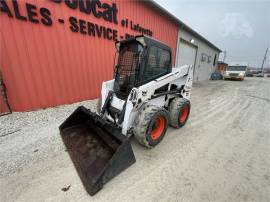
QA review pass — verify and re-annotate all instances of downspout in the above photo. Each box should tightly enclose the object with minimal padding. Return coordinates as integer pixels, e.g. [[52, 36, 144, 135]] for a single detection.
[[0, 70, 12, 116]]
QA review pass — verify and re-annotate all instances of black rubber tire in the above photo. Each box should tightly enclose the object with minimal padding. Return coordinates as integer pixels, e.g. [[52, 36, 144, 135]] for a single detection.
[[96, 97, 102, 114], [133, 105, 169, 148], [169, 97, 191, 128]]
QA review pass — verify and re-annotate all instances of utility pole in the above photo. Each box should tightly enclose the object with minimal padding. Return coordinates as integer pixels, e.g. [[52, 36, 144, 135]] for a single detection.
[[223, 50, 227, 62], [260, 47, 268, 73]]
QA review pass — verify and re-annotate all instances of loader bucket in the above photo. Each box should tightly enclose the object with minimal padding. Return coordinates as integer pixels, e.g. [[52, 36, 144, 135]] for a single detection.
[[59, 106, 136, 196]]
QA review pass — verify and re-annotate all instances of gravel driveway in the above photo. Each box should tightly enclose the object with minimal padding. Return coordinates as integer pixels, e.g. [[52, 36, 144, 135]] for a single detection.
[[1, 77, 269, 202]]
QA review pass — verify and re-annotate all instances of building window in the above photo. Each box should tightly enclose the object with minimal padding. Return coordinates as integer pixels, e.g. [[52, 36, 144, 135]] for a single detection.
[[201, 53, 207, 62], [207, 56, 212, 63]]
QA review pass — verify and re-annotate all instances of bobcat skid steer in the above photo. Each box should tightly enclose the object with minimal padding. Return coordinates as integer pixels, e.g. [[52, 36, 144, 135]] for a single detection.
[[59, 35, 194, 195]]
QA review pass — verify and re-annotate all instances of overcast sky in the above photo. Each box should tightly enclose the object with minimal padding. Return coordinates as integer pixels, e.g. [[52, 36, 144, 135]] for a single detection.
[[154, 0, 270, 67]]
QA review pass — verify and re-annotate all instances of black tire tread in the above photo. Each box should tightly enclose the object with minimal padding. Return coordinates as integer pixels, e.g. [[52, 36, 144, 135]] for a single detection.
[[133, 105, 168, 148], [169, 97, 190, 128]]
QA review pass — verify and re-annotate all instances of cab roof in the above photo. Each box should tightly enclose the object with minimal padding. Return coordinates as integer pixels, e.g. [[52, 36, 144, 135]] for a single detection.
[[118, 35, 171, 53]]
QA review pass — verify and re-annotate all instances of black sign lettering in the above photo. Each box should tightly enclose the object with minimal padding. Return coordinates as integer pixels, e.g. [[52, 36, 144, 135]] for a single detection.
[[92, 0, 102, 18], [40, 8, 52, 26], [130, 21, 152, 36], [111, 3, 118, 24], [79, 0, 91, 14], [87, 22, 95, 36], [13, 0, 27, 21], [0, 0, 13, 17], [50, 0, 61, 3], [65, 0, 78, 10], [107, 28, 112, 40], [113, 30, 118, 41], [50, 0, 118, 25], [102, 3, 113, 23], [26, 3, 39, 24], [69, 16, 79, 32], [79, 19, 87, 34], [95, 24, 102, 37], [0, 0, 153, 42]]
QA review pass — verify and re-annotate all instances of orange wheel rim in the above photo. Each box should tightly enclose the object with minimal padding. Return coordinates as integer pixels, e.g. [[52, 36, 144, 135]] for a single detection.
[[179, 105, 189, 123], [150, 116, 165, 140]]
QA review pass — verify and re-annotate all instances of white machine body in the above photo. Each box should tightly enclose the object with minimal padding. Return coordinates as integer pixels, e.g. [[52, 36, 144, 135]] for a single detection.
[[99, 65, 193, 136]]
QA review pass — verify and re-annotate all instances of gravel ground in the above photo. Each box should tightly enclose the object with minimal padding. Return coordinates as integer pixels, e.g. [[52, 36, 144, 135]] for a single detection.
[[0, 99, 98, 177], [0, 77, 270, 202]]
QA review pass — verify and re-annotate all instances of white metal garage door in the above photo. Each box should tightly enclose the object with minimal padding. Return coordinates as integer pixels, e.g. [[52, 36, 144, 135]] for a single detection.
[[177, 40, 197, 67]]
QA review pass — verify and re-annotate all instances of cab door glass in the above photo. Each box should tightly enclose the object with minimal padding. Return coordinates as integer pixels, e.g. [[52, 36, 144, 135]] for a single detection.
[[143, 46, 171, 82]]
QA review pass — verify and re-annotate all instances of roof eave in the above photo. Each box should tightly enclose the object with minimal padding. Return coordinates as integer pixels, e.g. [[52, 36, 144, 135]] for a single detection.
[[143, 0, 222, 52]]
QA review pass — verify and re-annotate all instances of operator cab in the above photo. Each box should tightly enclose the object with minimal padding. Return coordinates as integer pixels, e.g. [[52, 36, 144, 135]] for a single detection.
[[114, 35, 172, 99]]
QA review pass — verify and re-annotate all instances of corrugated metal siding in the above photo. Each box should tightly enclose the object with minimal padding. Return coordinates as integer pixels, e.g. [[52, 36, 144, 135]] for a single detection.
[[0, 0, 178, 112]]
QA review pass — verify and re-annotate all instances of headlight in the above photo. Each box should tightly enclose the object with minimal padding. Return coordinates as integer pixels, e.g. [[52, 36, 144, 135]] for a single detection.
[[239, 72, 244, 76]]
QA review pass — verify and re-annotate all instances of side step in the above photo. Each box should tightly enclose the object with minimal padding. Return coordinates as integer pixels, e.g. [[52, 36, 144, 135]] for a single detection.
[[59, 106, 136, 195]]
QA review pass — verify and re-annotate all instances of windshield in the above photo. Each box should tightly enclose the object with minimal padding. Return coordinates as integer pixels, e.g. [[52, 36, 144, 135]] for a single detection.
[[114, 42, 143, 99], [227, 66, 247, 71]]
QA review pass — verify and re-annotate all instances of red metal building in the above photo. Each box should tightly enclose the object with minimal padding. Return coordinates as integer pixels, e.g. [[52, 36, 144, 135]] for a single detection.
[[217, 61, 228, 74], [0, 0, 179, 112]]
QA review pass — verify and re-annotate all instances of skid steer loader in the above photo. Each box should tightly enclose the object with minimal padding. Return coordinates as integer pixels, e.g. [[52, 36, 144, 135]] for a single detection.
[[60, 35, 193, 195]]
